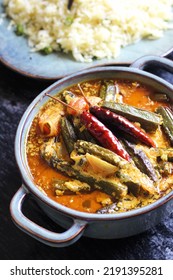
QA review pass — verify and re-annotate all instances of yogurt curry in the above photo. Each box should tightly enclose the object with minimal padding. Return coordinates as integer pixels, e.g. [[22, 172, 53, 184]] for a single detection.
[[26, 79, 173, 214]]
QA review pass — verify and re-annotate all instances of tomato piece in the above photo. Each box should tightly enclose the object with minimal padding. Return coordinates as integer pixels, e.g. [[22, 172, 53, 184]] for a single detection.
[[67, 98, 89, 115], [67, 96, 102, 116], [42, 123, 51, 135]]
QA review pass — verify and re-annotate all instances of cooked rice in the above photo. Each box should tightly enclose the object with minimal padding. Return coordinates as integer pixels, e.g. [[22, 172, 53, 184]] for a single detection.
[[3, 0, 173, 62]]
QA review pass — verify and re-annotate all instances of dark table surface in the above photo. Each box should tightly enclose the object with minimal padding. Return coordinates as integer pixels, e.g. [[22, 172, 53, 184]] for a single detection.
[[0, 56, 173, 260]]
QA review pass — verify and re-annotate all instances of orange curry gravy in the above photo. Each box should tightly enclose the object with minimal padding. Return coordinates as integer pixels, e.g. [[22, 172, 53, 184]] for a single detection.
[[26, 79, 172, 213]]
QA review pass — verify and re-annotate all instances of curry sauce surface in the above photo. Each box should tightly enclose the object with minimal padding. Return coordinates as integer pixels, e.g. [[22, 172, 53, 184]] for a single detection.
[[26, 80, 173, 213]]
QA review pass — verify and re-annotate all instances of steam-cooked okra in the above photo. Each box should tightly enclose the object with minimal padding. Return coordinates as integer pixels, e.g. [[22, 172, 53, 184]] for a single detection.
[[122, 139, 159, 182], [102, 102, 162, 131], [53, 178, 91, 194], [60, 117, 77, 154], [40, 140, 128, 198], [74, 140, 156, 195], [100, 80, 121, 102], [156, 106, 173, 146]]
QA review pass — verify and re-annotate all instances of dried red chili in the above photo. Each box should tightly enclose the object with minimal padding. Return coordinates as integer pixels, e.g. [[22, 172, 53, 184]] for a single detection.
[[80, 111, 130, 161], [90, 106, 156, 148]]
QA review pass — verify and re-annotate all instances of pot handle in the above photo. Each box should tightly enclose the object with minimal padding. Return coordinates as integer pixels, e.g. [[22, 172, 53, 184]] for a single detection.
[[130, 55, 173, 73], [10, 186, 87, 247]]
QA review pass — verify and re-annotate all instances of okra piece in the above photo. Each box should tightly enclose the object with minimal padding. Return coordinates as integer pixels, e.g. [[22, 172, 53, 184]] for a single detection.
[[41, 138, 155, 196], [60, 117, 77, 154], [53, 178, 91, 193], [50, 159, 128, 198], [75, 140, 156, 195], [102, 102, 162, 131], [51, 179, 67, 196], [151, 93, 169, 102], [105, 84, 116, 102], [40, 140, 128, 198], [100, 80, 120, 102], [156, 106, 173, 146], [99, 82, 107, 100], [81, 128, 97, 143], [116, 167, 151, 195], [52, 179, 66, 190], [122, 139, 159, 182], [75, 140, 122, 166], [72, 121, 97, 144]]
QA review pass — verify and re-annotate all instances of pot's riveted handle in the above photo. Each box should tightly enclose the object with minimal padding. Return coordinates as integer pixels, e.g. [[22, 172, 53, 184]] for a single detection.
[[10, 187, 87, 247], [130, 55, 173, 73]]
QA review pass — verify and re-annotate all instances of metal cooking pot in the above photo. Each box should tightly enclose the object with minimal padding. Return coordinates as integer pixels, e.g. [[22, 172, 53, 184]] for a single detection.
[[11, 55, 173, 247]]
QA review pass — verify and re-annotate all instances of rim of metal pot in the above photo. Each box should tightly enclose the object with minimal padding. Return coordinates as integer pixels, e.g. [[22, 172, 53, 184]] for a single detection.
[[15, 66, 173, 222]]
